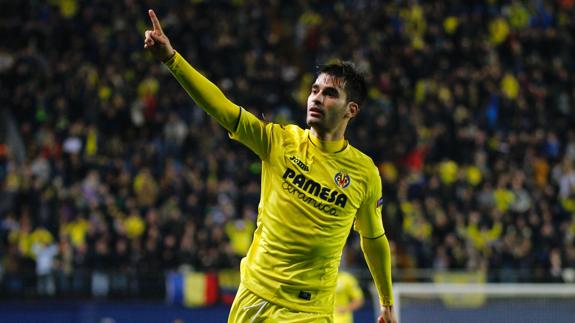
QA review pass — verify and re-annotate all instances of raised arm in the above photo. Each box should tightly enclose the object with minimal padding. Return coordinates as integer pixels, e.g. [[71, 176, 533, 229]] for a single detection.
[[144, 9, 240, 132]]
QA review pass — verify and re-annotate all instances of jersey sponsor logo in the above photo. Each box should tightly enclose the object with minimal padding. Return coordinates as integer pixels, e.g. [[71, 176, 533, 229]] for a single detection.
[[288, 155, 309, 172], [282, 182, 340, 216], [282, 167, 348, 209], [334, 170, 351, 189]]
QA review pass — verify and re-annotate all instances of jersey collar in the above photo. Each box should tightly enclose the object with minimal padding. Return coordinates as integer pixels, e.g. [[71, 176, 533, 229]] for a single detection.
[[307, 130, 348, 154]]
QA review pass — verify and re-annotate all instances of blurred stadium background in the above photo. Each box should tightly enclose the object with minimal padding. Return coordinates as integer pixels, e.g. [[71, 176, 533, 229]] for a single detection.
[[1, 0, 575, 322]]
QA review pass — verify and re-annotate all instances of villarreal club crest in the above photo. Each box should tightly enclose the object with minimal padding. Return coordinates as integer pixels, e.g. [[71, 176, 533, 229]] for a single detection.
[[334, 170, 351, 189]]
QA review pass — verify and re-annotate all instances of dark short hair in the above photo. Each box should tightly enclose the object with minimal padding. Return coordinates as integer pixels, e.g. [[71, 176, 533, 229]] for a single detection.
[[318, 61, 368, 107]]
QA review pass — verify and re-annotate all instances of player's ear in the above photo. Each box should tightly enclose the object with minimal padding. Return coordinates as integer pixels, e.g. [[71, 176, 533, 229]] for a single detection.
[[346, 102, 359, 118]]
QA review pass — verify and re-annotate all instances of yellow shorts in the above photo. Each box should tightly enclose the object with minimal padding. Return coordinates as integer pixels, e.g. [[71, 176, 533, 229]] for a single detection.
[[228, 284, 333, 323]]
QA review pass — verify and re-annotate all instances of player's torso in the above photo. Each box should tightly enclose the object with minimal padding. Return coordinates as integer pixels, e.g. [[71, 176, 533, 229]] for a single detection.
[[243, 126, 374, 312], [253, 128, 372, 275], [266, 128, 368, 244]]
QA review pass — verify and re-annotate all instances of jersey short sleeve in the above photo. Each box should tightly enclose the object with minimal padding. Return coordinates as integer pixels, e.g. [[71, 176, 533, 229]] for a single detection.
[[353, 165, 385, 238]]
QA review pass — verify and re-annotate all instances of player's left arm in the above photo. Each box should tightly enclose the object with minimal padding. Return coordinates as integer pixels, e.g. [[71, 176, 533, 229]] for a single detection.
[[361, 234, 395, 323], [354, 167, 396, 323]]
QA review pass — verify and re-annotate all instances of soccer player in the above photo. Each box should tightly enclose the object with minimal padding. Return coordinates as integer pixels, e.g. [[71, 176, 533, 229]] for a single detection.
[[334, 271, 365, 323], [144, 9, 396, 323]]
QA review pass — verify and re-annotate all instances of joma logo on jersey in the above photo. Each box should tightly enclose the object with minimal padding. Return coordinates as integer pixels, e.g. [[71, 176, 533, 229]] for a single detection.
[[289, 155, 309, 172], [334, 171, 351, 189], [283, 168, 348, 208]]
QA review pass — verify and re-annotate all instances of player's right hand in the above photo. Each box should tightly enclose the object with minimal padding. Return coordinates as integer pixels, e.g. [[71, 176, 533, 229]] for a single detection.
[[144, 9, 175, 62]]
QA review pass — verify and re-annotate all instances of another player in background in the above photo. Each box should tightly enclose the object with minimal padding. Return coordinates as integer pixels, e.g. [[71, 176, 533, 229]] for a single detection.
[[334, 271, 365, 323], [144, 9, 396, 323]]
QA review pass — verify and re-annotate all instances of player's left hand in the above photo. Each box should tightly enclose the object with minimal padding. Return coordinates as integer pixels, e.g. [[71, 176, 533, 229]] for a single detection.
[[377, 305, 397, 323]]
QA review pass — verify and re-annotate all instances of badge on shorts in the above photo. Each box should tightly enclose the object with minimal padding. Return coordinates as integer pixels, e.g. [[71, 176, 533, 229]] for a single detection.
[[298, 291, 311, 300]]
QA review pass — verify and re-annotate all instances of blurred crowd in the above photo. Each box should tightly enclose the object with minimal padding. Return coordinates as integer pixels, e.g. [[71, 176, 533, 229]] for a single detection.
[[1, 0, 575, 297]]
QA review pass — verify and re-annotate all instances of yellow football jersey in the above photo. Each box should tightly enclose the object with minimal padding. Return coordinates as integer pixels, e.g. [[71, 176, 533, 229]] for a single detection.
[[334, 271, 364, 323], [230, 108, 384, 314]]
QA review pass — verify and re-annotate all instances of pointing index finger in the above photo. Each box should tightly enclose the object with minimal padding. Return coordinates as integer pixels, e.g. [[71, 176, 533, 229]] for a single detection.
[[148, 9, 163, 33]]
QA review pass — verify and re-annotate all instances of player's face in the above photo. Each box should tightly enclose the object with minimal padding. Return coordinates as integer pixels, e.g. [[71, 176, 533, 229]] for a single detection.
[[306, 73, 351, 133]]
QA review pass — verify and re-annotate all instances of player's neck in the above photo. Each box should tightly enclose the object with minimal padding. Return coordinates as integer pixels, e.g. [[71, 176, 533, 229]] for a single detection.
[[309, 128, 347, 153], [310, 126, 345, 142]]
